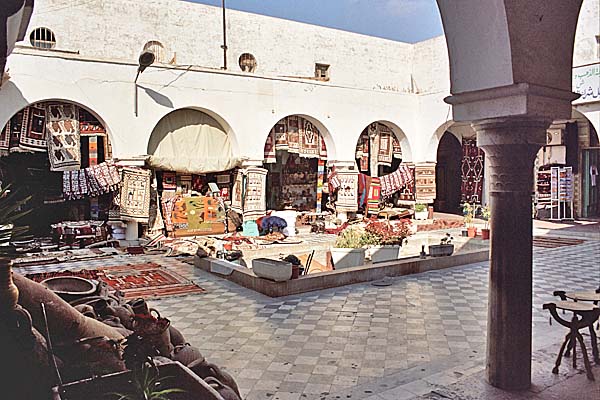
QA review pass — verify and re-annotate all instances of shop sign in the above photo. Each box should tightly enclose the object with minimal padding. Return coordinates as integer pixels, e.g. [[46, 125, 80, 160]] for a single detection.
[[573, 63, 600, 104]]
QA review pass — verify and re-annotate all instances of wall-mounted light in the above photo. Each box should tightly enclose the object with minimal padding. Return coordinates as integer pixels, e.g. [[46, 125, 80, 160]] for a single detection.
[[134, 50, 155, 116]]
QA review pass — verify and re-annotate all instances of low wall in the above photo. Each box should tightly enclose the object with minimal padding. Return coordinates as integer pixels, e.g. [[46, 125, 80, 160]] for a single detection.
[[195, 249, 489, 297]]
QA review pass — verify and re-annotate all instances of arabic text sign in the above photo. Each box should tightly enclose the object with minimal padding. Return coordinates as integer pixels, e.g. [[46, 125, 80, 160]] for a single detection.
[[573, 63, 600, 104]]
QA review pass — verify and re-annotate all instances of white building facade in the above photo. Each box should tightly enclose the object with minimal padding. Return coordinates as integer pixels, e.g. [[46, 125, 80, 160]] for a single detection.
[[1, 0, 598, 218]]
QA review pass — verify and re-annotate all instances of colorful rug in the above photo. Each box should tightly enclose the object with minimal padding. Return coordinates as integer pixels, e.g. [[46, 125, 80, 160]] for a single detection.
[[263, 129, 276, 163], [299, 119, 320, 158], [461, 138, 485, 204], [20, 105, 47, 152], [336, 170, 359, 212], [380, 165, 413, 199], [25, 262, 206, 299], [119, 167, 152, 222], [377, 125, 393, 167], [243, 167, 268, 221], [47, 103, 81, 171], [367, 177, 381, 215], [414, 163, 437, 202], [532, 236, 585, 248]]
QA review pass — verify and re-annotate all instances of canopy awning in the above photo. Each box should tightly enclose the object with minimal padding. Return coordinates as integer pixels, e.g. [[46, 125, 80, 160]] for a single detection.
[[147, 109, 242, 174]]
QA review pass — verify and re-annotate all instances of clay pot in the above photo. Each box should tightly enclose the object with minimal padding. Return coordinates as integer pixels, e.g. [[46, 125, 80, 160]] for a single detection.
[[467, 227, 477, 238], [172, 343, 204, 366], [132, 313, 173, 357], [205, 377, 241, 400], [128, 298, 150, 315], [111, 304, 134, 330], [169, 325, 186, 347], [189, 359, 240, 398]]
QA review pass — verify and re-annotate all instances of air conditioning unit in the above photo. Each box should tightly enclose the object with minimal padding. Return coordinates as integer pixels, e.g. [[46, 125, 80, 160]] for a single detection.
[[546, 128, 563, 146]]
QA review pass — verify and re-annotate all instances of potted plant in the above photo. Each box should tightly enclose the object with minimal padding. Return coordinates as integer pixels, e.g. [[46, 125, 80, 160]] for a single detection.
[[413, 203, 428, 220], [462, 202, 476, 238], [429, 233, 454, 257], [480, 204, 490, 240], [330, 225, 373, 269], [364, 219, 412, 263]]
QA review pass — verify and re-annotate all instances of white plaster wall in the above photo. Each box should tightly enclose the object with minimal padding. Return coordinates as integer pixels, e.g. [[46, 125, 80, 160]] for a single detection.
[[573, 0, 599, 67], [2, 51, 421, 164], [24, 0, 414, 92]]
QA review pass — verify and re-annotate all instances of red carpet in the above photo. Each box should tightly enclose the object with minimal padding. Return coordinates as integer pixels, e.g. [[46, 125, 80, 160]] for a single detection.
[[26, 262, 206, 299]]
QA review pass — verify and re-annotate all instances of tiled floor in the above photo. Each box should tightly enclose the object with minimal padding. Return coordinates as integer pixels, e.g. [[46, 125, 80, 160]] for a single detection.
[[146, 240, 599, 399], [16, 238, 600, 399]]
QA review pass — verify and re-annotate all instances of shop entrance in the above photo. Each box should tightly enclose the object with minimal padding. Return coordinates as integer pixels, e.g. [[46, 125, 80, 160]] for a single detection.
[[434, 132, 462, 214], [0, 101, 112, 237], [263, 116, 328, 212], [354, 122, 414, 213]]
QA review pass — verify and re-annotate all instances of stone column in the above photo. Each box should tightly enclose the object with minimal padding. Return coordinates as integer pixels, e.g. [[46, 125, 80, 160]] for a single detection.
[[472, 117, 551, 390]]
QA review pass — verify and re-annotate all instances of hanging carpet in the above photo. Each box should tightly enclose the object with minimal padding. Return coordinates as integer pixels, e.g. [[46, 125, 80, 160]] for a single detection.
[[335, 170, 359, 212], [46, 103, 81, 171], [119, 167, 152, 222], [380, 164, 413, 199], [377, 125, 393, 167], [20, 105, 47, 152], [63, 162, 121, 200], [461, 138, 484, 204], [367, 177, 381, 215], [242, 167, 268, 221]]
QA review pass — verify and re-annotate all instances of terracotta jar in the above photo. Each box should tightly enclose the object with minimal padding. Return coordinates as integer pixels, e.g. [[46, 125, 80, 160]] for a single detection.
[[131, 312, 173, 357]]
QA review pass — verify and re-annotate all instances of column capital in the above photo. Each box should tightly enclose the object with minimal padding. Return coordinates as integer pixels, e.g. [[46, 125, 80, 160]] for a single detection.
[[472, 117, 552, 194]]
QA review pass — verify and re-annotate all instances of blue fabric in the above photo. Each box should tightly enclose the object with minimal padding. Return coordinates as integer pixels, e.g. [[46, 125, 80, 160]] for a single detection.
[[260, 216, 288, 231]]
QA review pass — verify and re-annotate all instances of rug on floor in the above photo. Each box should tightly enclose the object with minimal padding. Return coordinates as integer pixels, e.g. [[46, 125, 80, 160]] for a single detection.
[[532, 236, 585, 248], [25, 262, 206, 299]]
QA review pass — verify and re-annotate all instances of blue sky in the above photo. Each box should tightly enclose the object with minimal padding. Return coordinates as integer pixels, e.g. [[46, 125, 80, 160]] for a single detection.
[[184, 0, 443, 43]]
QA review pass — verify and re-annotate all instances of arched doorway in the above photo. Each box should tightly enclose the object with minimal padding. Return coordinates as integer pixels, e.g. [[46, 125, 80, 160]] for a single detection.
[[354, 121, 414, 212], [434, 132, 462, 214], [147, 108, 241, 236], [0, 100, 113, 236], [263, 115, 328, 211]]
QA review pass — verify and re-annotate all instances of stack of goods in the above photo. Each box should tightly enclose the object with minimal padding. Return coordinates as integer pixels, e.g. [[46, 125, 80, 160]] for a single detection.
[[62, 162, 121, 200]]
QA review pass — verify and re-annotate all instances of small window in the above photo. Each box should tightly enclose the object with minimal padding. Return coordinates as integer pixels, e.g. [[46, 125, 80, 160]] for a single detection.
[[30, 27, 56, 49], [315, 63, 330, 81], [143, 41, 166, 63], [239, 53, 257, 73]]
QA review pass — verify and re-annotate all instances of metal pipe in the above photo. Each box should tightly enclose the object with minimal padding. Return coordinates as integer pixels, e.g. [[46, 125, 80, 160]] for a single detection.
[[221, 0, 227, 69]]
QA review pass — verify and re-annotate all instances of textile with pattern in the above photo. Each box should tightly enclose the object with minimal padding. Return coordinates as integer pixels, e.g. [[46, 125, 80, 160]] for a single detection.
[[242, 167, 267, 221], [367, 177, 381, 215], [335, 170, 358, 212], [460, 138, 484, 204], [377, 125, 393, 167], [119, 167, 152, 222], [46, 103, 81, 171]]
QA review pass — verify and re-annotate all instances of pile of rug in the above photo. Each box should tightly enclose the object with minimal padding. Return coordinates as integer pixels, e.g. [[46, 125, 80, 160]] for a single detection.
[[62, 161, 121, 200]]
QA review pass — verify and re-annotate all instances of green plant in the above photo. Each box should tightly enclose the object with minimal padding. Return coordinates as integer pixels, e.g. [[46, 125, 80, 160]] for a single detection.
[[462, 202, 474, 228], [414, 203, 427, 213], [364, 219, 412, 246], [109, 363, 184, 400], [0, 184, 32, 257], [334, 225, 376, 248], [440, 233, 453, 245], [481, 205, 490, 229]]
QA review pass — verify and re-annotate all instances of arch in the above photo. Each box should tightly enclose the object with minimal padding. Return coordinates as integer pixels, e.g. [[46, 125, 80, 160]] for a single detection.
[[356, 120, 414, 163], [0, 95, 115, 154], [146, 106, 239, 157], [425, 120, 476, 162], [264, 113, 336, 161], [147, 107, 241, 174], [1, 98, 114, 155]]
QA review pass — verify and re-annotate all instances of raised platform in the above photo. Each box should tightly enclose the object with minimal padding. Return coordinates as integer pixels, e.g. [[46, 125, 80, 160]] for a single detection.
[[195, 249, 489, 297]]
